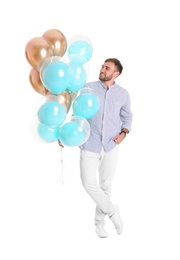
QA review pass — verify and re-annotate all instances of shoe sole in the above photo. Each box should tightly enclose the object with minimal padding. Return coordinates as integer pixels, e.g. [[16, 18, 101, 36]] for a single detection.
[[96, 231, 108, 238]]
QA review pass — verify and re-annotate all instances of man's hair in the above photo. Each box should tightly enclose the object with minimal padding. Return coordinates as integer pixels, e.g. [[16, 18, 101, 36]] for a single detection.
[[104, 58, 123, 75]]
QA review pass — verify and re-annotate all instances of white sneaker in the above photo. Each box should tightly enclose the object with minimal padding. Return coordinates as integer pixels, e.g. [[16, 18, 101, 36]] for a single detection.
[[109, 205, 123, 235], [95, 224, 108, 238]]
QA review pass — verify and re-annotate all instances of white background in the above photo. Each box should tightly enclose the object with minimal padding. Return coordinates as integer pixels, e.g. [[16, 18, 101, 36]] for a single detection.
[[0, 0, 180, 259]]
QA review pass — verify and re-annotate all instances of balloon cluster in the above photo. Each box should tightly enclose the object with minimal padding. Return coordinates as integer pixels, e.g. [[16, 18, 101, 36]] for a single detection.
[[25, 29, 100, 146]]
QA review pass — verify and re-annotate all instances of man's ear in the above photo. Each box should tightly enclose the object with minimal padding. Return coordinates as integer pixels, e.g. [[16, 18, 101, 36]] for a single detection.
[[114, 71, 120, 78]]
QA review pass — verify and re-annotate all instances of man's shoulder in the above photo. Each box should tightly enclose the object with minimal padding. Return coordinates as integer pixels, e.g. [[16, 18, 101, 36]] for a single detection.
[[115, 84, 127, 92]]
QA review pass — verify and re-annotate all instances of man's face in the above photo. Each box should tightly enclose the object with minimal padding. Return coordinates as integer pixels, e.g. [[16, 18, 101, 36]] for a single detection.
[[99, 62, 117, 82]]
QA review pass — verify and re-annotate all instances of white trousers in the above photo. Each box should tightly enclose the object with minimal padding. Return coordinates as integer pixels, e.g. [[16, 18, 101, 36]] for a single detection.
[[80, 146, 119, 225]]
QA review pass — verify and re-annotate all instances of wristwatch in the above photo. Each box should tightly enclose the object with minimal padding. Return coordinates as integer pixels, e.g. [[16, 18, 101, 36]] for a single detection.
[[120, 130, 127, 136]]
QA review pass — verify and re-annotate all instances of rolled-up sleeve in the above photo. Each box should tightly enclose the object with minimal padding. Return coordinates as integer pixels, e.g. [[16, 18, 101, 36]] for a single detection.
[[120, 91, 133, 132]]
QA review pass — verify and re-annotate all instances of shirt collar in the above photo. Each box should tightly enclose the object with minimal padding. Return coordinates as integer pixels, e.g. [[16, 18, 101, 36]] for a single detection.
[[99, 80, 116, 90]]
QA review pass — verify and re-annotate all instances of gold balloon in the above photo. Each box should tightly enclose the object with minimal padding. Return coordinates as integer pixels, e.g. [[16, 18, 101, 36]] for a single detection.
[[42, 29, 67, 57], [57, 91, 72, 112], [29, 68, 49, 95], [25, 37, 54, 71]]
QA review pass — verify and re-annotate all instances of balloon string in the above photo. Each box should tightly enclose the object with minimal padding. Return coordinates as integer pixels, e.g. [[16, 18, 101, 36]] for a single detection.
[[59, 146, 65, 185]]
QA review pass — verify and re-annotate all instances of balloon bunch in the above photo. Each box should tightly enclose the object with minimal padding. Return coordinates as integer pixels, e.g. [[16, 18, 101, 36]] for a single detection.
[[25, 29, 99, 147]]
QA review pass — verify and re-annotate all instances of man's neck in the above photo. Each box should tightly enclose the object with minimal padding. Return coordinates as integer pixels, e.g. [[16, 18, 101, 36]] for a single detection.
[[102, 81, 115, 89]]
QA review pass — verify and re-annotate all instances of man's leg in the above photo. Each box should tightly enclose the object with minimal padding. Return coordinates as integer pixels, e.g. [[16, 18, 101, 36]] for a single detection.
[[95, 146, 119, 225], [80, 149, 115, 217]]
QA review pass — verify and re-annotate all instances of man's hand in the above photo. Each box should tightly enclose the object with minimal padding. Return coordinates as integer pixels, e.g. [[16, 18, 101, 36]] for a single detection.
[[113, 133, 126, 145]]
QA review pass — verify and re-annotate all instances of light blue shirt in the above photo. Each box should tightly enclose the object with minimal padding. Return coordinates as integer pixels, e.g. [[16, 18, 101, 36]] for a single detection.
[[80, 80, 133, 153]]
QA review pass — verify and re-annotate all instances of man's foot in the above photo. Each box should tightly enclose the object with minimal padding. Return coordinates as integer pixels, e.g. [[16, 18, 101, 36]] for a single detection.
[[109, 205, 123, 235], [95, 224, 108, 238]]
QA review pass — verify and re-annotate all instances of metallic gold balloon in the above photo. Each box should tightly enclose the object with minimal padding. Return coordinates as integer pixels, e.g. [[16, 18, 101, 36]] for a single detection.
[[42, 29, 67, 57], [25, 37, 54, 71], [29, 68, 49, 95], [57, 91, 72, 112]]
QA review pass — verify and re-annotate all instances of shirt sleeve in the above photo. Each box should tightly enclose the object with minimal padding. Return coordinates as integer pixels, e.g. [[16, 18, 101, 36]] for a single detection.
[[120, 91, 133, 132]]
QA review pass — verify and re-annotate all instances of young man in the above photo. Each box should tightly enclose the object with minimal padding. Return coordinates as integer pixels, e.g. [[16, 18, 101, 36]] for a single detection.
[[79, 58, 132, 237]]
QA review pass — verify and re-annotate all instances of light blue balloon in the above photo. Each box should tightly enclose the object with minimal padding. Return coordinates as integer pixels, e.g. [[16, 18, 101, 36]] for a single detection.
[[41, 61, 71, 94], [67, 40, 93, 62], [72, 93, 100, 119], [38, 101, 66, 127], [67, 62, 87, 92], [38, 124, 59, 143], [67, 54, 88, 66], [59, 121, 85, 146]]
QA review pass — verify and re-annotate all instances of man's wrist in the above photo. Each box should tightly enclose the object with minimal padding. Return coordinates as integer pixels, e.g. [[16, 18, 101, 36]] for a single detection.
[[121, 128, 129, 134]]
